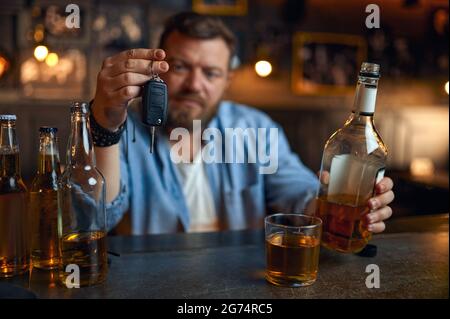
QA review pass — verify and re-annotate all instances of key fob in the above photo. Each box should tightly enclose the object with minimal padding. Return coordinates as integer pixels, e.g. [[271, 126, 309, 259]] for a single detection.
[[142, 77, 168, 127]]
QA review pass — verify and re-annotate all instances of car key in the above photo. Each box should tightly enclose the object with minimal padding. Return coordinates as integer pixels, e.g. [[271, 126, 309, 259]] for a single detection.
[[142, 73, 168, 153]]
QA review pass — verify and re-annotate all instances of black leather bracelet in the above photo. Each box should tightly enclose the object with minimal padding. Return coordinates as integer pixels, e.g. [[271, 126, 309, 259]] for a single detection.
[[89, 109, 126, 147]]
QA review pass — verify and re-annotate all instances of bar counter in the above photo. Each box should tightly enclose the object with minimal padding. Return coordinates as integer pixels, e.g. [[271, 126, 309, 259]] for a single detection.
[[23, 214, 449, 299]]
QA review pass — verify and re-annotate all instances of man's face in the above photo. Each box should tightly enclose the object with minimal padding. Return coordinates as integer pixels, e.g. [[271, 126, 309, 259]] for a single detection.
[[160, 31, 232, 131]]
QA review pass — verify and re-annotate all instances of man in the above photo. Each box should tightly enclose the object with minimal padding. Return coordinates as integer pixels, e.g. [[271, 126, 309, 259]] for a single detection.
[[91, 12, 394, 235]]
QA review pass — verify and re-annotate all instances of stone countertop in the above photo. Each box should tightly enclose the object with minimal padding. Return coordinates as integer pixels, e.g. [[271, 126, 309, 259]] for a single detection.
[[26, 214, 449, 299]]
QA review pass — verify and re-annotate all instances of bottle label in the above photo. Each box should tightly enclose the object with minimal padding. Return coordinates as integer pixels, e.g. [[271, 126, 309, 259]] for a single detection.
[[375, 167, 385, 184], [355, 86, 377, 113], [328, 154, 383, 205]]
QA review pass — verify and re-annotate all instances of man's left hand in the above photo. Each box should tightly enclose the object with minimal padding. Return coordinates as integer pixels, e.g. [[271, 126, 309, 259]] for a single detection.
[[365, 177, 395, 233]]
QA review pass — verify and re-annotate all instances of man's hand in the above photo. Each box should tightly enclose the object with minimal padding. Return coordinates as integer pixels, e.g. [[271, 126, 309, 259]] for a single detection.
[[91, 48, 169, 131], [365, 177, 394, 233], [318, 172, 394, 233]]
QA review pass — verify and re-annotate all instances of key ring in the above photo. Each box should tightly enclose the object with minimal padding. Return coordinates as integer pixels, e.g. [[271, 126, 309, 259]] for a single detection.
[[150, 60, 155, 79], [149, 60, 163, 82]]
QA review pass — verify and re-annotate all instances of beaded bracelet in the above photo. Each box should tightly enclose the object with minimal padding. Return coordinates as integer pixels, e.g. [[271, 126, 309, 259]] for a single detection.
[[89, 110, 126, 147]]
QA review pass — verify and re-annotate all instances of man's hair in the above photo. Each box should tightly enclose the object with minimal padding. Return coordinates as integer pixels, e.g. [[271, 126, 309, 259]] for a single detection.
[[159, 11, 236, 60]]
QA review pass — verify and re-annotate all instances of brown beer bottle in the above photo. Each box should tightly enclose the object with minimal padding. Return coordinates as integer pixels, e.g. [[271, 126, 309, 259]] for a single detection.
[[316, 63, 388, 253], [30, 127, 61, 270], [0, 114, 29, 277]]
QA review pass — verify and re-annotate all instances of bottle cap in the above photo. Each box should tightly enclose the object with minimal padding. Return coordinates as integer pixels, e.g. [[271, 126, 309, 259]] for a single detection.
[[356, 244, 377, 257], [39, 126, 58, 133], [0, 114, 17, 121], [70, 102, 89, 114], [360, 62, 380, 78]]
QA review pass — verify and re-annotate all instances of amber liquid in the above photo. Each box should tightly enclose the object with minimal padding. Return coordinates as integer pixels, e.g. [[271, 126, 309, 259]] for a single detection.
[[0, 153, 29, 278], [59, 231, 108, 287], [316, 195, 371, 253], [265, 233, 320, 287], [30, 190, 60, 269], [30, 154, 61, 270]]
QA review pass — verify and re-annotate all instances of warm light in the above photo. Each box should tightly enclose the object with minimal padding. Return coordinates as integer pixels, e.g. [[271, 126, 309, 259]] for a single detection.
[[410, 157, 435, 177], [255, 60, 272, 77], [45, 52, 59, 67], [0, 55, 9, 78], [34, 45, 48, 62], [34, 24, 45, 42], [445, 81, 449, 95], [34, 29, 44, 42]]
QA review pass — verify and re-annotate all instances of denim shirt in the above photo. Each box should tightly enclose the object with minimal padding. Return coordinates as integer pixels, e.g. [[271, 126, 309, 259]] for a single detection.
[[106, 100, 319, 235]]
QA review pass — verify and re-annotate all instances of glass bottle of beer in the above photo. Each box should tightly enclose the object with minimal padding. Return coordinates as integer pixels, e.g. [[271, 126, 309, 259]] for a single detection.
[[57, 102, 107, 287], [0, 114, 29, 277], [316, 62, 388, 254], [30, 127, 61, 270]]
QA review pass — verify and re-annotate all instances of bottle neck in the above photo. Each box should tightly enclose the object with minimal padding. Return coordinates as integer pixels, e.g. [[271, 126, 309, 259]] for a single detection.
[[352, 76, 379, 115], [0, 120, 18, 150], [0, 121, 21, 177], [37, 133, 61, 175], [348, 111, 375, 127], [67, 112, 96, 166]]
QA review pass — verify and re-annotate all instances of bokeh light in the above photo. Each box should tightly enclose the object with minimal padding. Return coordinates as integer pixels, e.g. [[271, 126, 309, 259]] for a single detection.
[[45, 52, 59, 67], [34, 45, 49, 62], [255, 60, 272, 77]]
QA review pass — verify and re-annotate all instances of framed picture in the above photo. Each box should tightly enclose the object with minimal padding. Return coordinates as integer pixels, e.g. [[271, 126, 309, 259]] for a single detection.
[[93, 3, 147, 49], [22, 2, 92, 47], [292, 32, 367, 95], [423, 6, 449, 75], [192, 0, 248, 16]]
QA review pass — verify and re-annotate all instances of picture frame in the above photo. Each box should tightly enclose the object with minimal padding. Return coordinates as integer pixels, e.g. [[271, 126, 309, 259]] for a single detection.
[[19, 1, 93, 48], [292, 32, 367, 95], [192, 0, 248, 16]]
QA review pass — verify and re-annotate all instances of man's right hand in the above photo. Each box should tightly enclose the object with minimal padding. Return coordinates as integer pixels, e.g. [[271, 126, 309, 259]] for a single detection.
[[91, 48, 169, 131]]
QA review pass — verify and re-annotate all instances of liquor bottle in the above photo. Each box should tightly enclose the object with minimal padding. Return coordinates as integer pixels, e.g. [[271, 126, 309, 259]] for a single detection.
[[0, 114, 29, 277], [30, 127, 61, 270], [316, 62, 388, 254], [57, 102, 107, 287]]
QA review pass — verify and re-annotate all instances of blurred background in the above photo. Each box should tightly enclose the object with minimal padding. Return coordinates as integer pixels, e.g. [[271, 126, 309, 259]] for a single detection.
[[0, 0, 448, 219]]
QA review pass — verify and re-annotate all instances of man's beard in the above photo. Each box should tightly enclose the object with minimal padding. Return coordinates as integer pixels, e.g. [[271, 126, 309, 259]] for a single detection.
[[166, 92, 220, 131]]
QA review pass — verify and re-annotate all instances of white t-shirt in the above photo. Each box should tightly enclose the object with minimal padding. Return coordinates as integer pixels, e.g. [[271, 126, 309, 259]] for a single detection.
[[175, 152, 219, 233]]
